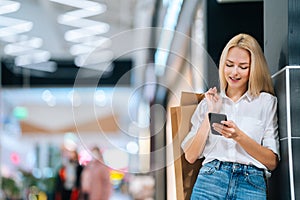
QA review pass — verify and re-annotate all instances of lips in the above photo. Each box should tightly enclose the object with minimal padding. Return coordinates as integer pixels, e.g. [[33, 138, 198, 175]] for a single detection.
[[229, 76, 241, 81]]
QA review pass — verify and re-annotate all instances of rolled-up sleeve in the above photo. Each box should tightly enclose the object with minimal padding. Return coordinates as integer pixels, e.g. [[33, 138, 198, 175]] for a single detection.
[[181, 100, 208, 152], [262, 96, 280, 160]]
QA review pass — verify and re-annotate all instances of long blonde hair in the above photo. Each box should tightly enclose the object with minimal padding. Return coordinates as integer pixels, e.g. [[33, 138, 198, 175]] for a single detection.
[[218, 33, 274, 96]]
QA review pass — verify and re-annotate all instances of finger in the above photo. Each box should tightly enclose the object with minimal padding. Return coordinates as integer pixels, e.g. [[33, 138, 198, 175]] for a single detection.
[[209, 87, 217, 94], [212, 87, 217, 93], [211, 88, 217, 95], [207, 90, 215, 96], [213, 95, 219, 102], [205, 93, 213, 100], [222, 121, 230, 127], [213, 123, 226, 133], [219, 128, 231, 138], [213, 127, 223, 136], [205, 88, 214, 95], [214, 124, 231, 138]]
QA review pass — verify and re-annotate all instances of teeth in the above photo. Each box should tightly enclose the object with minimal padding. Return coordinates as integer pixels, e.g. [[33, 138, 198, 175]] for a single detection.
[[230, 77, 240, 80]]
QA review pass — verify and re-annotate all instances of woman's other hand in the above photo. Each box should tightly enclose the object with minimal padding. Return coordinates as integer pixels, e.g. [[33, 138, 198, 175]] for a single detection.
[[205, 87, 222, 113]]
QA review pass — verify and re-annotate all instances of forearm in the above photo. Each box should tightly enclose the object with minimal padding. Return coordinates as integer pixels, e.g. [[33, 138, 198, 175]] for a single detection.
[[235, 132, 278, 171], [183, 114, 210, 164]]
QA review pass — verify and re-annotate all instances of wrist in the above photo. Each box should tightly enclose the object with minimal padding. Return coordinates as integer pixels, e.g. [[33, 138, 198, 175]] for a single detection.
[[233, 130, 244, 142]]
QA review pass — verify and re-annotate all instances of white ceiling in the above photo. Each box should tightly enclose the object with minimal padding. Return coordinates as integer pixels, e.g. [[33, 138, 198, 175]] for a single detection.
[[0, 0, 138, 60]]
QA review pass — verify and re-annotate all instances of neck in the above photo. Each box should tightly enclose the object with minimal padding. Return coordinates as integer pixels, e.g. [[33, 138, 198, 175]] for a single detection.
[[226, 88, 247, 102]]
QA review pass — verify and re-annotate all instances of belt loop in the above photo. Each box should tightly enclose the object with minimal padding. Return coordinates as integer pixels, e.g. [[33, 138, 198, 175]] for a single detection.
[[243, 165, 248, 174], [214, 160, 221, 170]]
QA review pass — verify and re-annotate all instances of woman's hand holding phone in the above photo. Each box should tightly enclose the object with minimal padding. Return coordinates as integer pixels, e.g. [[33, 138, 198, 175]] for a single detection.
[[208, 113, 227, 135]]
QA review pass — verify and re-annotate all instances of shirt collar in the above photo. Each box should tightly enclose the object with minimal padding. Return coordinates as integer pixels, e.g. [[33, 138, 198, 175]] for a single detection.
[[220, 90, 254, 102]]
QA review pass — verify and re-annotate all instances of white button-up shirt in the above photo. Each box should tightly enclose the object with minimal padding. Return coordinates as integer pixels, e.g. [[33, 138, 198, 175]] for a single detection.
[[181, 91, 280, 170]]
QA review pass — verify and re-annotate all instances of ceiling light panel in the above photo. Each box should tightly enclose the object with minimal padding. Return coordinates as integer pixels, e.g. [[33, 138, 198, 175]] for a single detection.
[[49, 0, 113, 71], [0, 0, 20, 15], [0, 0, 52, 70]]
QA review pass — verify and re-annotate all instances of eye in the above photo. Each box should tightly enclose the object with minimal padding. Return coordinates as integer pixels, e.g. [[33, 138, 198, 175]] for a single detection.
[[239, 66, 249, 70], [226, 64, 233, 67]]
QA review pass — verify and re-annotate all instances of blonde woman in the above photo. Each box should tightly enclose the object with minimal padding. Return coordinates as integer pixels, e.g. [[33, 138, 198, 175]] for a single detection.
[[181, 33, 279, 199]]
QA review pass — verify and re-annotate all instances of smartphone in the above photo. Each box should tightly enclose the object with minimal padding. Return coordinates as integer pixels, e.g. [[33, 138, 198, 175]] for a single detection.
[[208, 112, 227, 135]]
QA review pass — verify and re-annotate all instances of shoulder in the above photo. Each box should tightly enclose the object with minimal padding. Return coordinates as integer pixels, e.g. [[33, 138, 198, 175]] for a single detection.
[[258, 92, 277, 102], [256, 92, 277, 111]]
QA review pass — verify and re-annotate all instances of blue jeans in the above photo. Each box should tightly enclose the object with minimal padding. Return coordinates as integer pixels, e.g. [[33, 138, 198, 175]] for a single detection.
[[191, 160, 266, 200]]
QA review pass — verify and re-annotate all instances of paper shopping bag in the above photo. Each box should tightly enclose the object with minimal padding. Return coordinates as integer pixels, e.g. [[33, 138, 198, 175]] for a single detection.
[[170, 92, 204, 200]]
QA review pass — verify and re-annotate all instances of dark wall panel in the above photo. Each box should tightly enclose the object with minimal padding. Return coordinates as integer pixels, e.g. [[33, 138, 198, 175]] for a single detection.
[[268, 139, 291, 200], [289, 0, 300, 65], [207, 1, 264, 66], [1, 59, 132, 87], [290, 69, 300, 137]]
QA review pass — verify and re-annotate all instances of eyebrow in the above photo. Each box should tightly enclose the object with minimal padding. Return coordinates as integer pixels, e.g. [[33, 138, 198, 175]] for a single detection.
[[226, 59, 249, 65]]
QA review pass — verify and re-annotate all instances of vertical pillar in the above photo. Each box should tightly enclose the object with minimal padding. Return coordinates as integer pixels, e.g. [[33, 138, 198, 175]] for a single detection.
[[288, 0, 300, 65], [265, 0, 300, 199], [270, 66, 300, 200]]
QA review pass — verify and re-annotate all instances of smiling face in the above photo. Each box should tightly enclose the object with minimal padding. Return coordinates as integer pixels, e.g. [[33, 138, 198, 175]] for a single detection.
[[224, 46, 251, 95]]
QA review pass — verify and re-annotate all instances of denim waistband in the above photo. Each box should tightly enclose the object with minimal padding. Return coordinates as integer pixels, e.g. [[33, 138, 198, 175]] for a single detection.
[[207, 159, 265, 175]]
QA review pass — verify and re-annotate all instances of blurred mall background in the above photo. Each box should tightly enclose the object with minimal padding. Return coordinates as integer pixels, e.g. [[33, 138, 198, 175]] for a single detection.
[[0, 0, 299, 199]]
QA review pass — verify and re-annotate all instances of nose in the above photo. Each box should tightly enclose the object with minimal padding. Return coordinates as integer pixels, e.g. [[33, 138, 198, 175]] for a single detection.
[[232, 65, 239, 74]]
